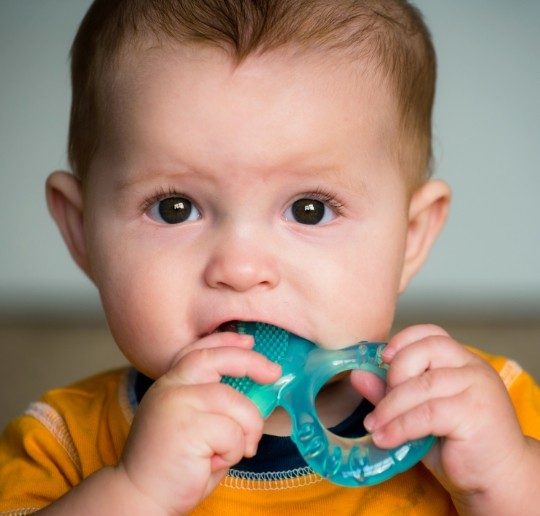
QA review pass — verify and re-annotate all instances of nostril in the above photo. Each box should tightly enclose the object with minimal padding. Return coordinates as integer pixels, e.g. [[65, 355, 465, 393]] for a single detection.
[[204, 252, 280, 292]]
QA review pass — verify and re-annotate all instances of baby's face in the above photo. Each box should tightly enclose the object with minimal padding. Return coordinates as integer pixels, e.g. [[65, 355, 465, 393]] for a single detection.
[[83, 45, 411, 378]]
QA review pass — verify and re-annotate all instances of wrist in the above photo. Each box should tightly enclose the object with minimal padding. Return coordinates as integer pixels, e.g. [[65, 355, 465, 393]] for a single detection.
[[112, 463, 181, 516], [453, 437, 540, 516], [39, 465, 175, 516]]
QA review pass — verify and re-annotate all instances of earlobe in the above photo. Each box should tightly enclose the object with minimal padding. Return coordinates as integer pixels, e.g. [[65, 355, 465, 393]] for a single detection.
[[399, 179, 451, 293], [46, 171, 93, 280]]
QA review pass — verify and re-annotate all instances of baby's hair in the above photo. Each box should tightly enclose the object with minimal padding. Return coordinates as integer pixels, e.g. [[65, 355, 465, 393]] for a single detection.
[[69, 0, 436, 188]]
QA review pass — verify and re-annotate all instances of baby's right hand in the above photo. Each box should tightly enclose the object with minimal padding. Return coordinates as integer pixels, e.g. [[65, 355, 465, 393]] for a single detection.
[[116, 332, 281, 515]]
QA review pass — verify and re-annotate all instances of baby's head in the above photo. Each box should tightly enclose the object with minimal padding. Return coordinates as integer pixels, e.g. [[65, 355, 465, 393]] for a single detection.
[[69, 0, 436, 189], [47, 0, 450, 379]]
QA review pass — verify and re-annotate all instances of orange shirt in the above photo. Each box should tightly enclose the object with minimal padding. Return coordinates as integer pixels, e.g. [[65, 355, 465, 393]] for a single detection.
[[0, 348, 538, 515]]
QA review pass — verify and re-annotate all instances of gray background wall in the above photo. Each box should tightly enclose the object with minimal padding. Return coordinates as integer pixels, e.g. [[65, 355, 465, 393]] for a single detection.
[[1, 1, 539, 319]]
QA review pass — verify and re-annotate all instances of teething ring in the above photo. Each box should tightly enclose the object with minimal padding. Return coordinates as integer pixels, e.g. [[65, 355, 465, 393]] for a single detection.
[[221, 322, 436, 486]]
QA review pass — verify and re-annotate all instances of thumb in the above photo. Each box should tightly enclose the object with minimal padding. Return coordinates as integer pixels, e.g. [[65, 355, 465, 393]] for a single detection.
[[349, 370, 386, 406]]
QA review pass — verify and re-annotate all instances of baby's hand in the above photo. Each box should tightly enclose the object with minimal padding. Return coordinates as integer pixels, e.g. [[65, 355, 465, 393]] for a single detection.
[[116, 332, 281, 515], [356, 325, 537, 513]]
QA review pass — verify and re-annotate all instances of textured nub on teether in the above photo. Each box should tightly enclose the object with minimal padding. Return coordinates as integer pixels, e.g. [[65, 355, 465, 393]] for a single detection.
[[221, 322, 289, 394], [243, 322, 288, 364]]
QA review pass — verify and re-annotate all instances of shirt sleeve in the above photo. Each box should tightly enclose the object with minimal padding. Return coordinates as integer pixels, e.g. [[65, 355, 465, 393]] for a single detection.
[[467, 346, 540, 439], [506, 366, 540, 440], [0, 403, 82, 514]]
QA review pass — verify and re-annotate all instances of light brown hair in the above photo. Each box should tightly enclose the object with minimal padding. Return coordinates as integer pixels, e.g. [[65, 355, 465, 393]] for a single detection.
[[69, 0, 436, 188]]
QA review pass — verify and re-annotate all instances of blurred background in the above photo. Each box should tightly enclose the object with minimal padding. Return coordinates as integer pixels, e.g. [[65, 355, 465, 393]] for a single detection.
[[1, 1, 539, 431]]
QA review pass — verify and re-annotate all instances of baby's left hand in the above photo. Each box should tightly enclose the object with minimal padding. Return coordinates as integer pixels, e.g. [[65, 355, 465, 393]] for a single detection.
[[354, 324, 539, 514]]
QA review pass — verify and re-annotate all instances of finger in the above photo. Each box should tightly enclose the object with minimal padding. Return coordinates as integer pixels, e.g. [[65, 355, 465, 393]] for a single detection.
[[349, 370, 386, 405], [364, 366, 474, 432], [170, 331, 254, 368], [387, 335, 478, 388], [166, 345, 282, 386], [370, 391, 469, 448], [194, 412, 248, 471], [182, 383, 265, 457], [384, 324, 449, 362]]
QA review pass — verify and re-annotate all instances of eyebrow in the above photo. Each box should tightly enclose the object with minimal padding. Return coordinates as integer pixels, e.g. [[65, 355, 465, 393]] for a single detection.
[[115, 166, 205, 191], [114, 157, 366, 194]]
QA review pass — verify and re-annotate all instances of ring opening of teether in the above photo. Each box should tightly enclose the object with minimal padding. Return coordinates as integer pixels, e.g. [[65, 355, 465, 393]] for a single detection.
[[314, 372, 369, 439]]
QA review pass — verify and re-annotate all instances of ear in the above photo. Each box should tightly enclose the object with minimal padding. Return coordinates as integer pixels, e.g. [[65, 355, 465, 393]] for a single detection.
[[46, 171, 93, 280], [399, 179, 451, 293]]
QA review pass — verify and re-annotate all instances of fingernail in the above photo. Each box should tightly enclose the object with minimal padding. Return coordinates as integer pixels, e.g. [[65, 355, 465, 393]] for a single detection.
[[371, 430, 384, 445], [270, 362, 282, 375], [382, 348, 395, 361], [241, 334, 254, 345], [364, 414, 375, 432]]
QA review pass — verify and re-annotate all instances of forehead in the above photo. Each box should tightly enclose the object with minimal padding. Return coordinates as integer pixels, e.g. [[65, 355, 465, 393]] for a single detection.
[[96, 44, 399, 183]]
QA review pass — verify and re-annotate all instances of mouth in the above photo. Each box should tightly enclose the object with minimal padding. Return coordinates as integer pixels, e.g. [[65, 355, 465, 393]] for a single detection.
[[200, 320, 243, 339], [202, 319, 298, 341], [213, 320, 241, 334]]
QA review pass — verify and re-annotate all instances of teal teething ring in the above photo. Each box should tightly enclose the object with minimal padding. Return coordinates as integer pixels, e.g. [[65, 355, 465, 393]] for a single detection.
[[221, 321, 436, 487]]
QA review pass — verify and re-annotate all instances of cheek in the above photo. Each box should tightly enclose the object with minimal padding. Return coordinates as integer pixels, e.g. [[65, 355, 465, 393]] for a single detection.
[[309, 224, 407, 345], [89, 229, 199, 377]]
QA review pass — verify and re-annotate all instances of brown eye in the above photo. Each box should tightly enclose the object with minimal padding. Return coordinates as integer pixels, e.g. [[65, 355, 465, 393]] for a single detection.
[[149, 196, 200, 224], [287, 198, 335, 225]]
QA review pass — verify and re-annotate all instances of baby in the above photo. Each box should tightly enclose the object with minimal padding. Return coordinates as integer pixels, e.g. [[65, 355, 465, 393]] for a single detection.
[[1, 0, 539, 514]]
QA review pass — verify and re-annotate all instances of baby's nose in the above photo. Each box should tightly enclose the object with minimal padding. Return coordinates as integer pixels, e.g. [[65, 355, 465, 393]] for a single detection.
[[203, 234, 280, 292]]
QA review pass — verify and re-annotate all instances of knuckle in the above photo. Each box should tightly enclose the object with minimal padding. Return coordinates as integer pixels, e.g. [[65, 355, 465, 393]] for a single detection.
[[467, 361, 497, 386], [220, 383, 244, 407], [421, 323, 450, 336], [221, 384, 254, 414], [417, 399, 437, 426], [386, 363, 405, 388], [416, 370, 436, 394], [193, 346, 216, 363], [423, 334, 452, 350], [229, 421, 245, 448], [180, 347, 222, 373]]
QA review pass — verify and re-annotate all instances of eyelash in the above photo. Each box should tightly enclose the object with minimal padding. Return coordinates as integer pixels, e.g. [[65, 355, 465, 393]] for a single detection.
[[139, 186, 346, 216], [140, 186, 188, 214], [296, 187, 346, 216]]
